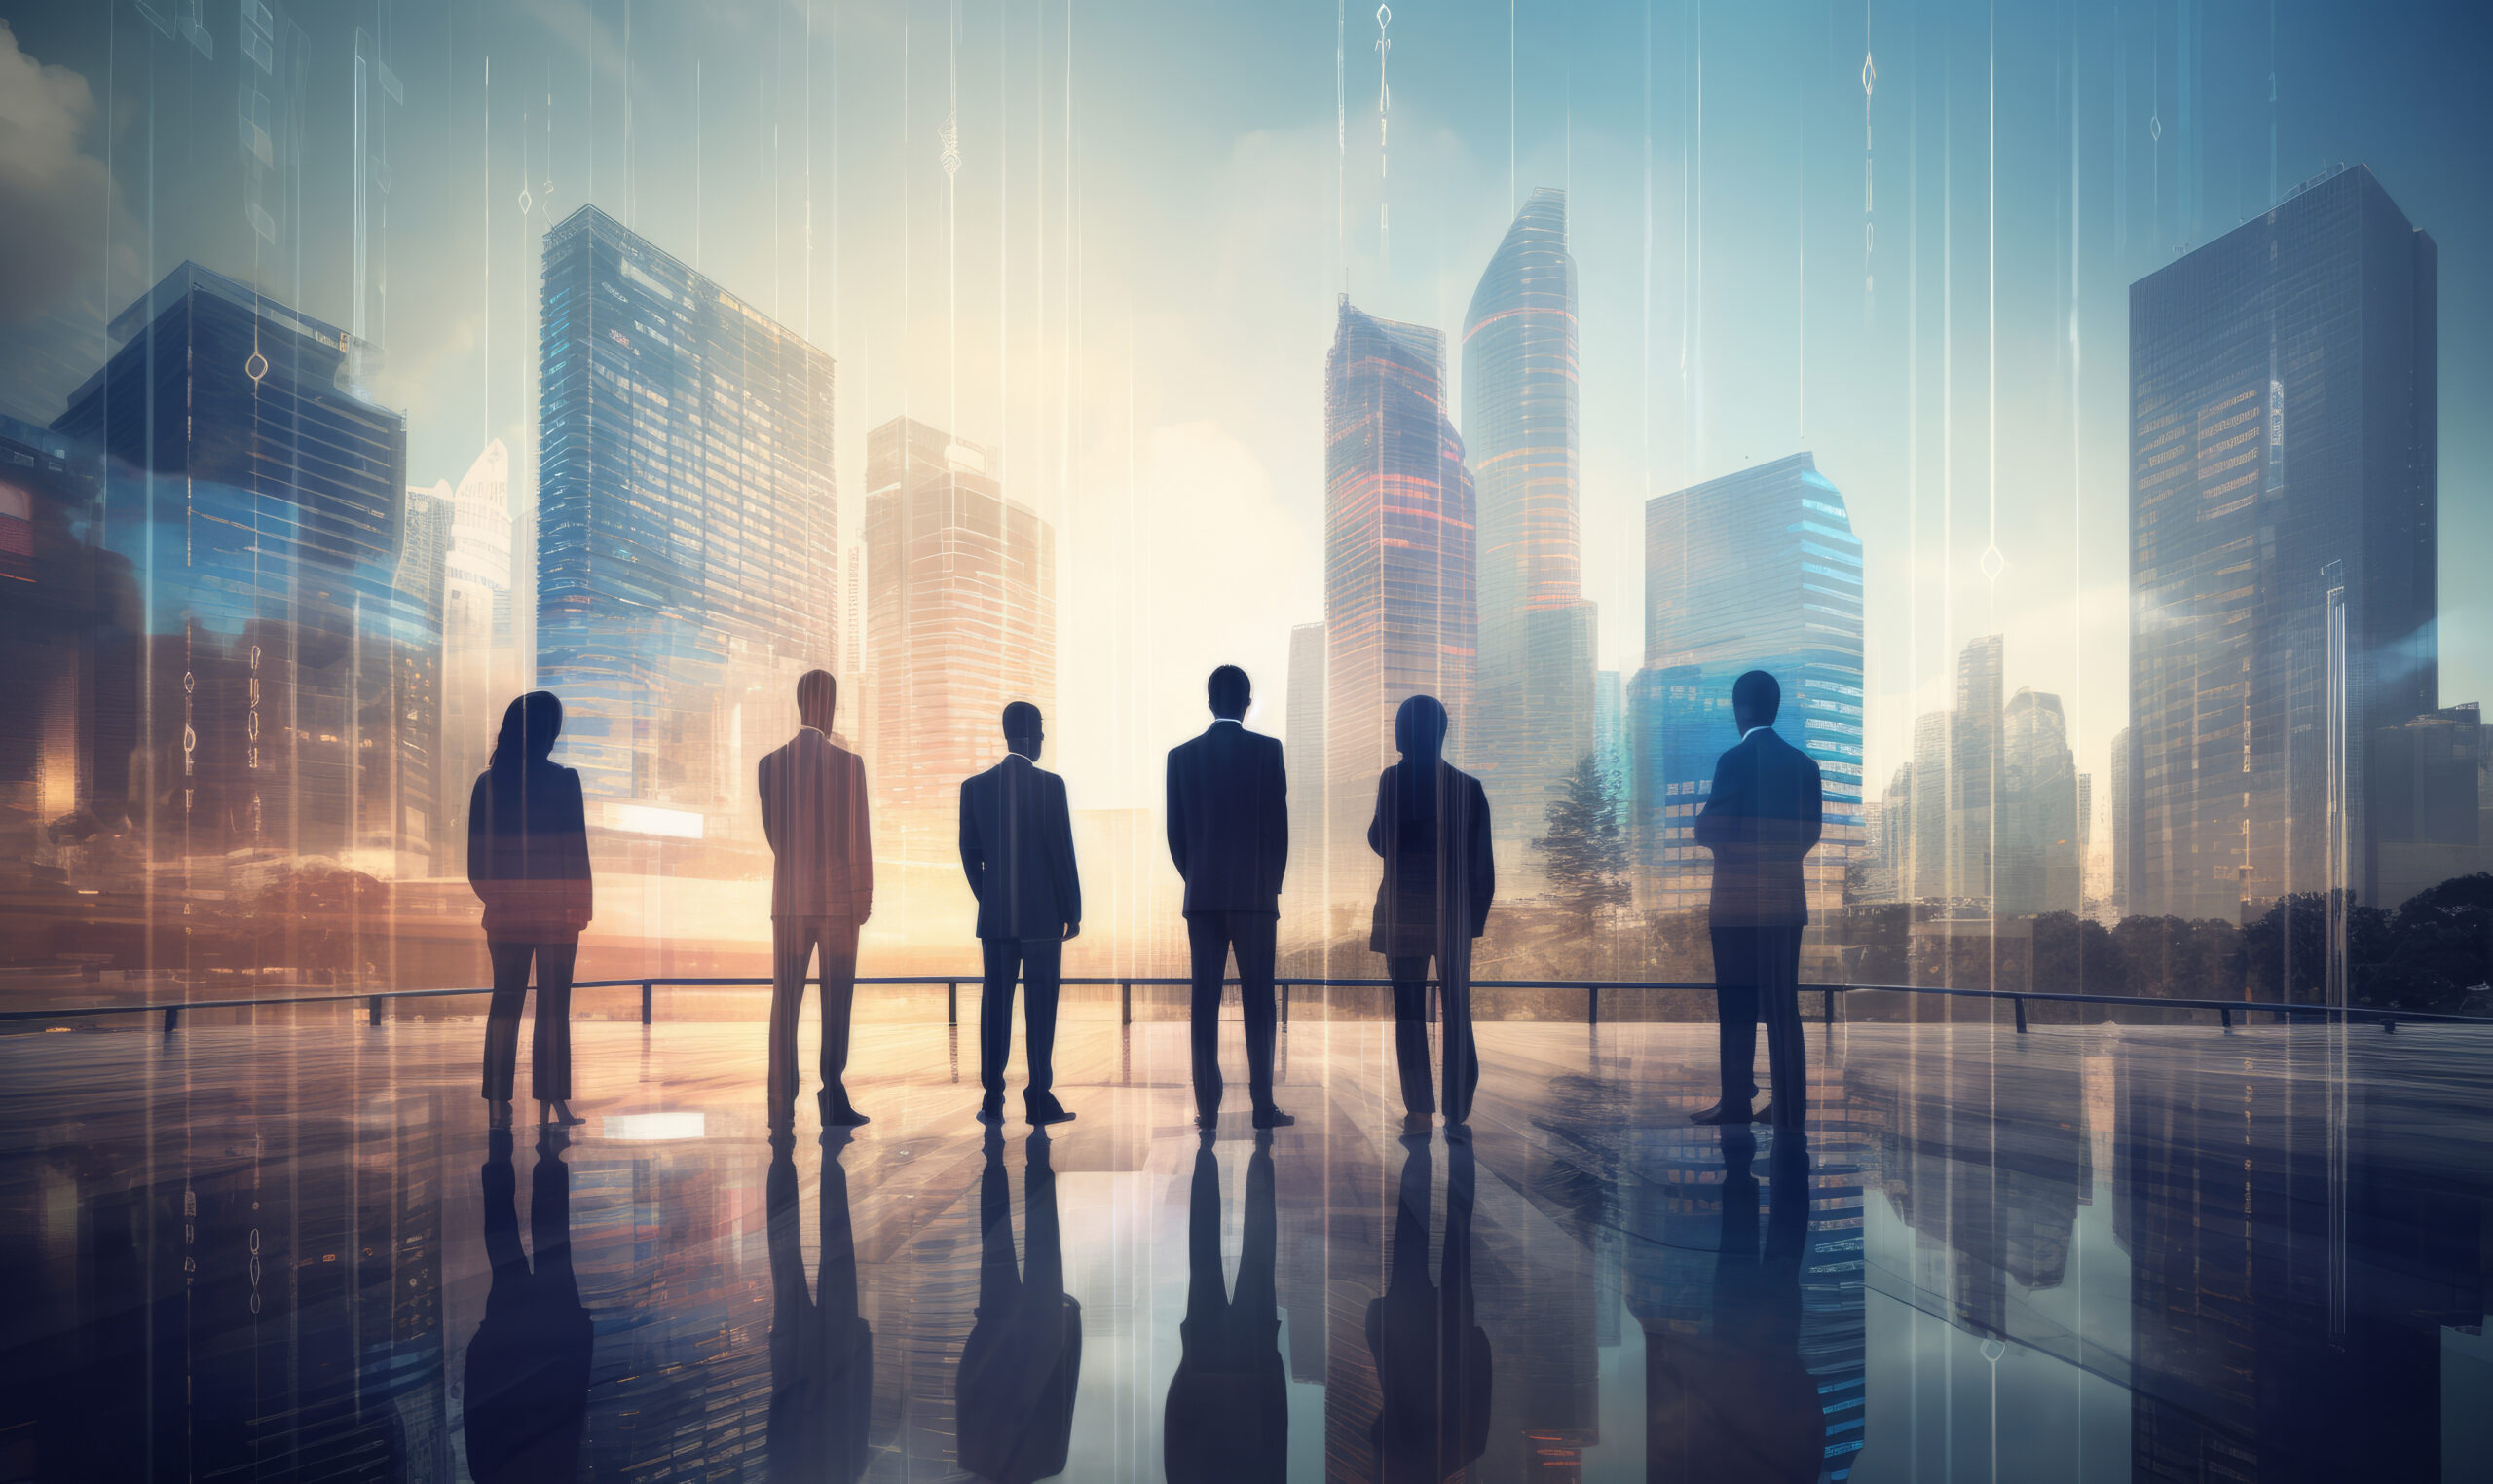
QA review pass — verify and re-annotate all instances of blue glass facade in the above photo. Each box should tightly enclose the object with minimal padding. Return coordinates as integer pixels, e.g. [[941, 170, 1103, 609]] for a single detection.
[[2127, 166, 2437, 921], [1633, 453, 1865, 913], [536, 206, 839, 844], [1463, 187, 1595, 861], [53, 262, 432, 865]]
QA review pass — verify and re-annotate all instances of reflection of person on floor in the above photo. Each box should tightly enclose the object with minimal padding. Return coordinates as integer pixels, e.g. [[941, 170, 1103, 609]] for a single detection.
[[1164, 1131, 1287, 1482], [1366, 696, 1496, 1134], [1365, 1136, 1491, 1484], [765, 1132, 874, 1483], [1645, 1132, 1824, 1482], [463, 1130, 595, 1483], [957, 1130, 1083, 1483]]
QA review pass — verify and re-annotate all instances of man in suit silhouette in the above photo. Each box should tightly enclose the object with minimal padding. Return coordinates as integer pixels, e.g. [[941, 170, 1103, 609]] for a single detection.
[[1692, 670, 1824, 1130], [960, 702, 1083, 1127], [760, 670, 875, 1131], [1166, 665, 1293, 1130]]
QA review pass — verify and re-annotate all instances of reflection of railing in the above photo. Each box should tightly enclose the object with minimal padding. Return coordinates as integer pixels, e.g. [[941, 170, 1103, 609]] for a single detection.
[[6, 976, 2484, 1034]]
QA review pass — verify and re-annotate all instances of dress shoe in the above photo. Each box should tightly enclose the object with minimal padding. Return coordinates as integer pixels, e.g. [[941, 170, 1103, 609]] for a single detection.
[[1251, 1105, 1296, 1130], [1443, 1119, 1473, 1142], [1750, 1104, 1773, 1124], [1026, 1095, 1076, 1128], [1689, 1101, 1756, 1126], [1195, 1109, 1219, 1132], [976, 1095, 1006, 1125], [821, 1090, 871, 1127], [1401, 1111, 1434, 1136]]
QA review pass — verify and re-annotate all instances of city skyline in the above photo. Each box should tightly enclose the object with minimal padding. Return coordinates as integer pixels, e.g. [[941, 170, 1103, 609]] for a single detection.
[[7, 0, 2491, 828]]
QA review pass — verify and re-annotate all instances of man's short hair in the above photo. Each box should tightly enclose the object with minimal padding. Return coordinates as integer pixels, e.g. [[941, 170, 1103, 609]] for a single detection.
[[1732, 670, 1782, 725], [796, 668, 837, 717], [1002, 700, 1044, 741], [1208, 665, 1251, 719]]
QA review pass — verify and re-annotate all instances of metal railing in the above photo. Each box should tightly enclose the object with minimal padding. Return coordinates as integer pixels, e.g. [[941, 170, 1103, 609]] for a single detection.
[[3, 975, 2482, 1034]]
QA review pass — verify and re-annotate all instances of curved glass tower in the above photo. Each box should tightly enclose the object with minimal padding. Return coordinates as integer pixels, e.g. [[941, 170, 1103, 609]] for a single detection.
[[1463, 187, 1595, 868], [1323, 299, 1478, 900]]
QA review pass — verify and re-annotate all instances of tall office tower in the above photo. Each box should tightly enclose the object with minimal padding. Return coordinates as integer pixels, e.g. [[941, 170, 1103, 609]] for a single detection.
[[1625, 663, 1711, 910], [1592, 669, 1627, 819], [392, 487, 452, 870], [1999, 687, 2082, 916], [1284, 621, 1329, 941], [2108, 727, 2132, 917], [2369, 704, 2484, 909], [840, 544, 872, 760], [864, 417, 1057, 870], [536, 205, 839, 847], [1323, 299, 1478, 891], [1949, 635, 2004, 908], [1910, 711, 1952, 903], [2076, 772, 2095, 899], [0, 412, 131, 854], [1635, 453, 1865, 917], [1463, 188, 1597, 872], [1876, 762, 1916, 903], [2128, 166, 2437, 922], [438, 441, 517, 854], [54, 262, 430, 864]]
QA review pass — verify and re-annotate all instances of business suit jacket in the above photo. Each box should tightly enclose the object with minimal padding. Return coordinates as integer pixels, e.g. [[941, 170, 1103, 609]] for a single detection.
[[960, 753, 1083, 940], [1365, 762, 1496, 957], [759, 727, 874, 921], [1693, 727, 1824, 928], [1165, 722, 1289, 914], [466, 761, 594, 944]]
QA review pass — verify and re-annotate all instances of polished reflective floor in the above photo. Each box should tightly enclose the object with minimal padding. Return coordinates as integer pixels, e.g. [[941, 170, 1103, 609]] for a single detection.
[[3, 1005, 2487, 1482]]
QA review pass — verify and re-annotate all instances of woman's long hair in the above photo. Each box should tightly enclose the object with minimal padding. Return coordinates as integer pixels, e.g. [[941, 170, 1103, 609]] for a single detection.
[[486, 692, 564, 831], [490, 691, 564, 773], [1392, 694, 1449, 821]]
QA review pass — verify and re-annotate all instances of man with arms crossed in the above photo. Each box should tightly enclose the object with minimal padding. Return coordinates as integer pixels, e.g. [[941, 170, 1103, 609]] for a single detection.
[[1690, 669, 1823, 1131], [1166, 665, 1293, 1131], [759, 669, 874, 1132]]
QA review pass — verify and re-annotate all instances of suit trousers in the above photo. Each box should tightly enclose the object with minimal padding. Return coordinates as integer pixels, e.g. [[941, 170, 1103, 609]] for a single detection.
[[1386, 940, 1478, 1122], [482, 939, 578, 1100], [769, 915, 862, 1112], [1185, 910, 1280, 1116], [980, 936, 1064, 1101], [1709, 925, 1806, 1125]]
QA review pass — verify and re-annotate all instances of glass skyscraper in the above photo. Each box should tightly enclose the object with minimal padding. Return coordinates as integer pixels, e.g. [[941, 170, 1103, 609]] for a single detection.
[[1284, 619, 1329, 942], [863, 416, 1057, 874], [1631, 452, 1864, 914], [1323, 298, 1478, 896], [535, 205, 840, 849], [2126, 165, 2437, 922], [54, 261, 433, 868], [1463, 187, 1596, 869]]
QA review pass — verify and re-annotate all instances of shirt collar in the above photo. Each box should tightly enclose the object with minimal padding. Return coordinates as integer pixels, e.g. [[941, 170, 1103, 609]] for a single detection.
[[1740, 724, 1774, 743], [1211, 717, 1244, 727]]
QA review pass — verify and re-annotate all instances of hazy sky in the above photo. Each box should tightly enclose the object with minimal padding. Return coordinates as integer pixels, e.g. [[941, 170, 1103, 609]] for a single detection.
[[3, 0, 2487, 826]]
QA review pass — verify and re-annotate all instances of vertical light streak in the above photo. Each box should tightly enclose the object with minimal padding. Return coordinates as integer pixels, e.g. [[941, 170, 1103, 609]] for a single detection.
[[1376, 3, 1393, 268]]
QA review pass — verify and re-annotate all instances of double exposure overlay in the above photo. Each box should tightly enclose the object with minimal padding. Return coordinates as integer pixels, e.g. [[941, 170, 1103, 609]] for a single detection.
[[1, 1, 2488, 1479]]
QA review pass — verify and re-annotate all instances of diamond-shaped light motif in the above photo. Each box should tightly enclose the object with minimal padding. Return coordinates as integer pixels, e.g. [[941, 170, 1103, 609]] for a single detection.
[[244, 351, 268, 383], [1979, 544, 2006, 581], [518, 185, 534, 215], [1862, 52, 1877, 96], [2148, 113, 2162, 143]]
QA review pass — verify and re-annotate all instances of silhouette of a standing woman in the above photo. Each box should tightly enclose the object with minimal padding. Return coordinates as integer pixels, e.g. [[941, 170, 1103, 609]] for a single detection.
[[468, 691, 593, 1130], [1367, 695, 1495, 1133]]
